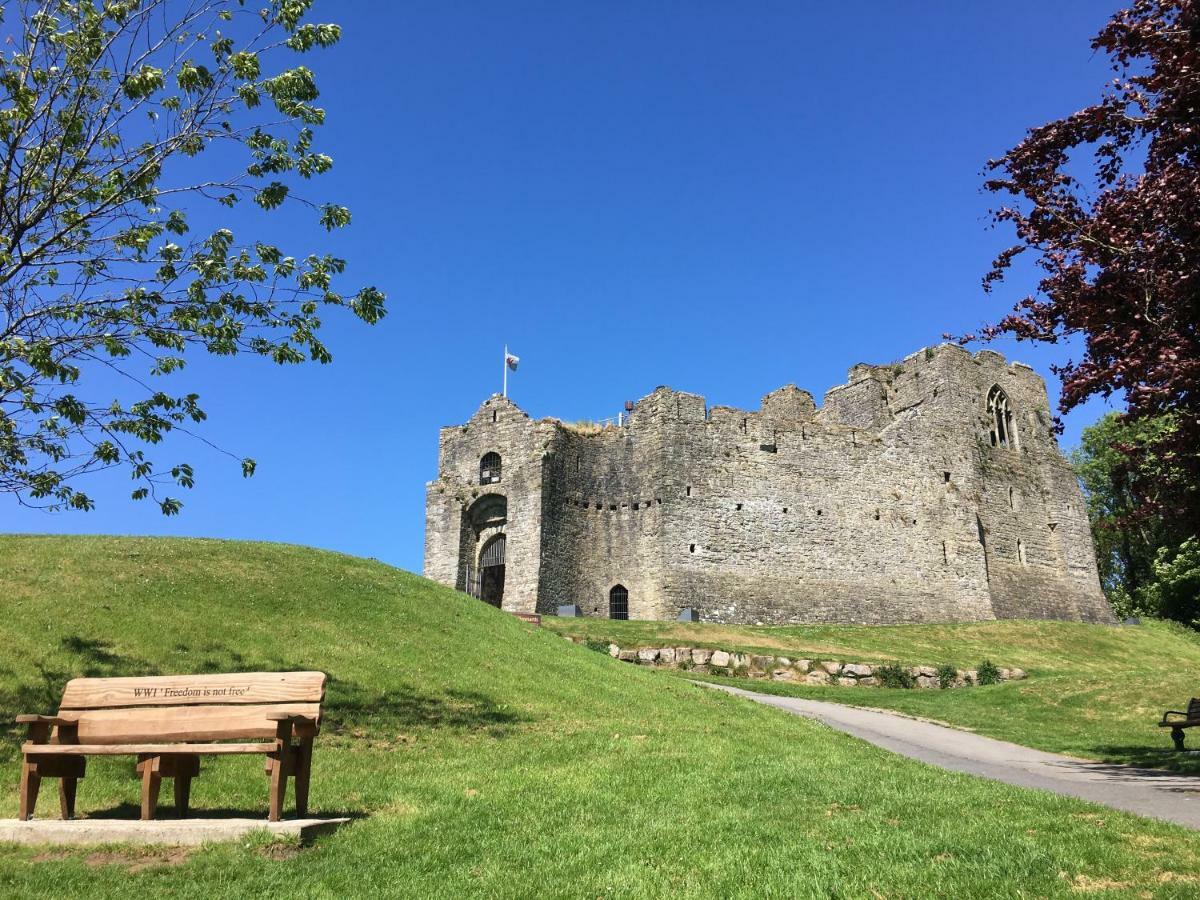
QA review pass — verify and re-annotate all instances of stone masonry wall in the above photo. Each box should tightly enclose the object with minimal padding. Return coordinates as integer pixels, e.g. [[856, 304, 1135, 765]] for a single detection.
[[423, 345, 1114, 625]]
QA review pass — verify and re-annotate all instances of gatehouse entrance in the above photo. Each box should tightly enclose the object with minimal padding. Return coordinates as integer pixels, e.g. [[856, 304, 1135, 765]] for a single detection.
[[459, 494, 509, 607], [479, 534, 506, 608]]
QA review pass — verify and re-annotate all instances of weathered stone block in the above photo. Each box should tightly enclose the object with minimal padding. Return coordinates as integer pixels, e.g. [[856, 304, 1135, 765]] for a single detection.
[[820, 661, 842, 675], [692, 648, 713, 666], [710, 650, 731, 668], [608, 644, 620, 658], [793, 659, 812, 673], [750, 655, 774, 671], [637, 648, 659, 663], [657, 648, 676, 665], [842, 663, 873, 678], [806, 670, 830, 685]]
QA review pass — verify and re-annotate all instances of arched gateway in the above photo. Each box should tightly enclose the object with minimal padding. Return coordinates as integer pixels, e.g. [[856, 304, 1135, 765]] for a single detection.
[[459, 493, 508, 607], [479, 534, 506, 607]]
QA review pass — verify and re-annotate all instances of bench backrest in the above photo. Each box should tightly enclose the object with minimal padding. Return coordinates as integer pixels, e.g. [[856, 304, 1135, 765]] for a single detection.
[[1190, 697, 1200, 720], [54, 672, 326, 744]]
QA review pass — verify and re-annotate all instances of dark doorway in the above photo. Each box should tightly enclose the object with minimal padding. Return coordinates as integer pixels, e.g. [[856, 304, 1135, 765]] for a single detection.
[[609, 584, 628, 620], [480, 535, 506, 608]]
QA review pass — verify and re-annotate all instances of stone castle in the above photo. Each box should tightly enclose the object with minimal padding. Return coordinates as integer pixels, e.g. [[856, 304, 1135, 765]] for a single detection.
[[424, 344, 1114, 625]]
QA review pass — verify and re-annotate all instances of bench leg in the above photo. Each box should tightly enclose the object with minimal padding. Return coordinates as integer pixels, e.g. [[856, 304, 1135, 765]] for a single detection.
[[267, 753, 288, 823], [139, 756, 162, 820], [18, 761, 41, 821], [294, 738, 313, 818], [174, 775, 192, 818], [59, 777, 78, 819], [1172, 727, 1187, 751]]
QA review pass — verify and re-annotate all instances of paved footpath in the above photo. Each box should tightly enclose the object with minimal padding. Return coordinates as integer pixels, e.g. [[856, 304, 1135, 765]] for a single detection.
[[703, 682, 1200, 830]]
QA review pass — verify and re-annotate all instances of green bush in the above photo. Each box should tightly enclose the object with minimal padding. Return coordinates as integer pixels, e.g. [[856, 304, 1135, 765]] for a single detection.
[[1144, 536, 1200, 627], [936, 664, 958, 689], [876, 664, 915, 689], [584, 638, 611, 654], [976, 660, 1002, 686]]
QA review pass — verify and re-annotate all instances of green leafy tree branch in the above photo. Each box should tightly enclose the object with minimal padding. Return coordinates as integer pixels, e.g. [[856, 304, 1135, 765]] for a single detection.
[[0, 0, 385, 514]]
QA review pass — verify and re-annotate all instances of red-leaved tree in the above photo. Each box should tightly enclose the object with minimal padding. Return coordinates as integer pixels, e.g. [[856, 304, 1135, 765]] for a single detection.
[[976, 0, 1199, 533]]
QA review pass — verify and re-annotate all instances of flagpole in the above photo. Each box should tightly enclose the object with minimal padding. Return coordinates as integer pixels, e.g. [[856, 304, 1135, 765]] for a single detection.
[[503, 344, 508, 398]]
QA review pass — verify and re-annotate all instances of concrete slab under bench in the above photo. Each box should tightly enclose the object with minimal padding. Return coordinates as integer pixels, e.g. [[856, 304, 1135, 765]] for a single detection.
[[0, 816, 350, 846]]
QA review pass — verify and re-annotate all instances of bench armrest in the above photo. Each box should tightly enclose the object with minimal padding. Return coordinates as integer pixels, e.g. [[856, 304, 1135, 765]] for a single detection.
[[15, 715, 73, 726], [265, 713, 317, 723], [266, 712, 319, 739], [1161, 711, 1192, 723]]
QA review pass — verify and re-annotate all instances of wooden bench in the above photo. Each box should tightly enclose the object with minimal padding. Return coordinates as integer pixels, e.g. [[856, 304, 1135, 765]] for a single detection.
[[1159, 697, 1200, 750], [16, 671, 326, 821]]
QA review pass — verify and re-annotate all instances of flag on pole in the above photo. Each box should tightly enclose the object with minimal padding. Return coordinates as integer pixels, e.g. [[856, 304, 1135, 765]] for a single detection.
[[505, 352, 520, 371]]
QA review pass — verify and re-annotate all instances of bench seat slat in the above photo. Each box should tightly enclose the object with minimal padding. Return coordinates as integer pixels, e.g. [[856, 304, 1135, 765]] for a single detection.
[[52, 703, 322, 743], [59, 672, 326, 709], [24, 742, 274, 755]]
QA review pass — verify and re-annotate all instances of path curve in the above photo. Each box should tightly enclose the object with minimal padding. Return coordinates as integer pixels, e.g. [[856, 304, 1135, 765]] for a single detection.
[[702, 682, 1200, 830]]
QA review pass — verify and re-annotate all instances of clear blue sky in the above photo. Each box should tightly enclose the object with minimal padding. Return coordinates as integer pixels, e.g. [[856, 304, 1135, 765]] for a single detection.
[[3, 0, 1124, 572]]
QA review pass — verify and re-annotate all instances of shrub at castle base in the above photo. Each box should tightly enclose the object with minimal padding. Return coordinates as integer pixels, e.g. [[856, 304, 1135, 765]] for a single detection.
[[425, 344, 1113, 625]]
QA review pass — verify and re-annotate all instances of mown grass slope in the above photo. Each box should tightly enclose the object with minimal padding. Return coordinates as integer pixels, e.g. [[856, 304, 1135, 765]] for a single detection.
[[542, 616, 1200, 772], [2, 535, 1200, 898]]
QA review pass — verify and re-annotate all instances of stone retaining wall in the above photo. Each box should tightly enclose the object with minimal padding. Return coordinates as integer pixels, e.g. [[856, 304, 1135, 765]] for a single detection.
[[572, 639, 1027, 688]]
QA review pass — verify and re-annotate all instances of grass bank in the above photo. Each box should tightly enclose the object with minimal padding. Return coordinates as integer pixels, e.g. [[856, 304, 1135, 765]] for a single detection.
[[542, 616, 1200, 772], [1, 535, 1199, 897]]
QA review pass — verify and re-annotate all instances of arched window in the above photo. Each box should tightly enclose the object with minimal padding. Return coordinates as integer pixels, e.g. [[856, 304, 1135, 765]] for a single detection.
[[480, 452, 502, 484], [987, 386, 1016, 449], [609, 584, 629, 620]]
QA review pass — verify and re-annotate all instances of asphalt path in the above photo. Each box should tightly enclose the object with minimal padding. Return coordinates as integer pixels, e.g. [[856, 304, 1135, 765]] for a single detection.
[[702, 682, 1200, 830]]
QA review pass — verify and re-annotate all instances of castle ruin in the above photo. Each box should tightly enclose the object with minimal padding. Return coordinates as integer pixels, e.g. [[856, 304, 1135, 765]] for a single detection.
[[424, 344, 1113, 625]]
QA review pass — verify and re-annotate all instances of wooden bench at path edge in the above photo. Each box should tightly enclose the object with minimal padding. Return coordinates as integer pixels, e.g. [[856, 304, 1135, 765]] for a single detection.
[[16, 671, 326, 822], [1159, 697, 1200, 751]]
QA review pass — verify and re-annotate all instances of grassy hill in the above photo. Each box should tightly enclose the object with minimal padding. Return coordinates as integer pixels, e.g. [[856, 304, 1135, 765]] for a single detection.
[[542, 616, 1200, 772], [1, 535, 1199, 897]]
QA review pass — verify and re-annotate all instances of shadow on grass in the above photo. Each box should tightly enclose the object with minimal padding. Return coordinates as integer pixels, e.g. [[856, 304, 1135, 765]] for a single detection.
[[82, 802, 368, 824], [323, 679, 526, 738], [2, 637, 527, 777], [1088, 746, 1200, 775]]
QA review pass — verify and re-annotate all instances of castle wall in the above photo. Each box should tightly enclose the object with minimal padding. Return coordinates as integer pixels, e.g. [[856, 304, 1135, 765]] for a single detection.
[[423, 346, 1113, 625]]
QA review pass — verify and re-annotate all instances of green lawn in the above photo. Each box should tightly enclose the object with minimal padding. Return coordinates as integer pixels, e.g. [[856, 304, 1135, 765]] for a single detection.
[[543, 615, 1200, 772], [1, 535, 1199, 898]]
